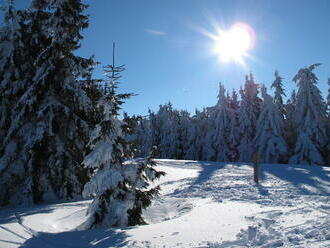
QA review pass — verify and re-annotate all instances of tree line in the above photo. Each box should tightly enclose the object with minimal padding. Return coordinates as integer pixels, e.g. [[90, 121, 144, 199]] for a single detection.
[[131, 68, 330, 166]]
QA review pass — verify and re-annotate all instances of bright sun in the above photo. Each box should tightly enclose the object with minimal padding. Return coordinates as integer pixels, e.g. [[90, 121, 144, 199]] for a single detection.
[[212, 23, 255, 64]]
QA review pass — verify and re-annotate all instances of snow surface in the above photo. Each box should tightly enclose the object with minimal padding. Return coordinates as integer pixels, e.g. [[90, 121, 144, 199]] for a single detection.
[[0, 159, 329, 247]]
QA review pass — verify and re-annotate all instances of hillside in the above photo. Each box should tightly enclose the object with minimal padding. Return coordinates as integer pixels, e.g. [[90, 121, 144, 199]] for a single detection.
[[0, 160, 329, 248]]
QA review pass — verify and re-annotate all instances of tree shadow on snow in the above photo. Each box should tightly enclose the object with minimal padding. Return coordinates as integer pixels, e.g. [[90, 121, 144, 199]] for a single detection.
[[0, 201, 89, 225], [19, 228, 130, 248], [169, 161, 228, 198], [0, 206, 54, 225], [190, 161, 227, 186], [255, 166, 270, 196], [262, 164, 330, 196]]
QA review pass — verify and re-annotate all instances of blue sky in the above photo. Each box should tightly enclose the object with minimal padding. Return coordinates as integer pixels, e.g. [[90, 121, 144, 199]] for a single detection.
[[3, 0, 330, 115]]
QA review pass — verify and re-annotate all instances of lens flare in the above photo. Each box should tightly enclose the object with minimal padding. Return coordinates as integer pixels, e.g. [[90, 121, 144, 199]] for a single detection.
[[212, 22, 255, 64]]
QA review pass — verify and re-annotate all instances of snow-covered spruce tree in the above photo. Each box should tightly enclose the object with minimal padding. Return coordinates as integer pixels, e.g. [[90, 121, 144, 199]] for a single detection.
[[128, 115, 152, 158], [184, 112, 199, 160], [326, 79, 330, 165], [328, 78, 330, 109], [271, 70, 286, 118], [237, 73, 262, 162], [176, 110, 191, 159], [254, 85, 288, 163], [0, 2, 30, 154], [148, 109, 161, 156], [185, 109, 208, 160], [202, 106, 217, 161], [0, 0, 98, 205], [153, 103, 182, 159], [284, 90, 297, 156], [81, 61, 165, 228], [289, 64, 327, 165], [227, 89, 240, 162], [212, 83, 231, 161]]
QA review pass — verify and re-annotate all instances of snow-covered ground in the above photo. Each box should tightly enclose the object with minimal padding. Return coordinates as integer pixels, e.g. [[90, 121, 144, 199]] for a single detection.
[[0, 160, 329, 247]]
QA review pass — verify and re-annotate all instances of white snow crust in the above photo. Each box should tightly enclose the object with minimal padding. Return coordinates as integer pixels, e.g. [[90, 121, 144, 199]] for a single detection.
[[0, 159, 329, 247]]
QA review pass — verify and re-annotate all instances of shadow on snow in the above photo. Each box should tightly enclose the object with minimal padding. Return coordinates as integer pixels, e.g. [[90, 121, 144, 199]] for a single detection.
[[168, 160, 329, 205], [19, 228, 129, 248], [0, 201, 89, 225], [263, 163, 330, 196]]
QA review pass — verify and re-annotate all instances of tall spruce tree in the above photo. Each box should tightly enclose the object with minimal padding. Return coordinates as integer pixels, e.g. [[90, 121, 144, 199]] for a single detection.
[[202, 106, 217, 161], [148, 109, 161, 155], [185, 111, 199, 160], [0, 0, 98, 205], [185, 109, 208, 160], [289, 64, 327, 165], [0, 2, 30, 154], [237, 73, 261, 162], [176, 110, 190, 159], [155, 103, 181, 159], [325, 79, 330, 165], [0, 3, 36, 205], [227, 90, 240, 161], [129, 115, 152, 157], [284, 90, 297, 156], [212, 83, 231, 161], [271, 70, 286, 117], [254, 85, 288, 163], [81, 50, 164, 228], [328, 78, 330, 109]]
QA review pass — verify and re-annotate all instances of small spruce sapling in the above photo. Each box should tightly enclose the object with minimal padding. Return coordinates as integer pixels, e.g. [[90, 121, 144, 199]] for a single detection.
[[81, 44, 165, 228]]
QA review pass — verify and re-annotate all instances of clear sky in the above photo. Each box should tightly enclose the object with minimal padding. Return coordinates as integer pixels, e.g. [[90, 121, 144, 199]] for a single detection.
[[3, 0, 330, 116]]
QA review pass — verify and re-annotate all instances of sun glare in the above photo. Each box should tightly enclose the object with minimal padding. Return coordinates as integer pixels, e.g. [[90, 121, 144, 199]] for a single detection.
[[212, 23, 255, 64]]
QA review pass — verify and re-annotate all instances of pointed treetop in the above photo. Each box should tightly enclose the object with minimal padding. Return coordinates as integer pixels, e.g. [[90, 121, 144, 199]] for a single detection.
[[308, 63, 321, 71], [271, 70, 286, 117], [103, 42, 126, 94], [271, 70, 286, 97], [110, 42, 116, 93], [249, 72, 254, 81], [217, 82, 226, 105], [245, 72, 259, 89], [261, 84, 267, 98], [3, 0, 16, 21], [6, 0, 13, 7], [112, 42, 115, 73], [274, 70, 283, 80], [327, 78, 330, 107], [229, 89, 239, 110], [272, 70, 283, 83], [293, 63, 321, 83]]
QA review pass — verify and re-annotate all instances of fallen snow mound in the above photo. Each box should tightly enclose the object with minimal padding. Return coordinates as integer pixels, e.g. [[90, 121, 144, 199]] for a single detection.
[[0, 160, 329, 247]]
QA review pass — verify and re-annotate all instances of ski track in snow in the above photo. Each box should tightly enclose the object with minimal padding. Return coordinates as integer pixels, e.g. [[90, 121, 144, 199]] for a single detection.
[[0, 159, 329, 248]]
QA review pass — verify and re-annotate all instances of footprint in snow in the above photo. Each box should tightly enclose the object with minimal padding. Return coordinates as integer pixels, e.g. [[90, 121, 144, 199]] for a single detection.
[[262, 218, 275, 229]]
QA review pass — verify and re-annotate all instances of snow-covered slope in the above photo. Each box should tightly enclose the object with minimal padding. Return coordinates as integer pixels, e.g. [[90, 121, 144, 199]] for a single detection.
[[0, 160, 329, 247]]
